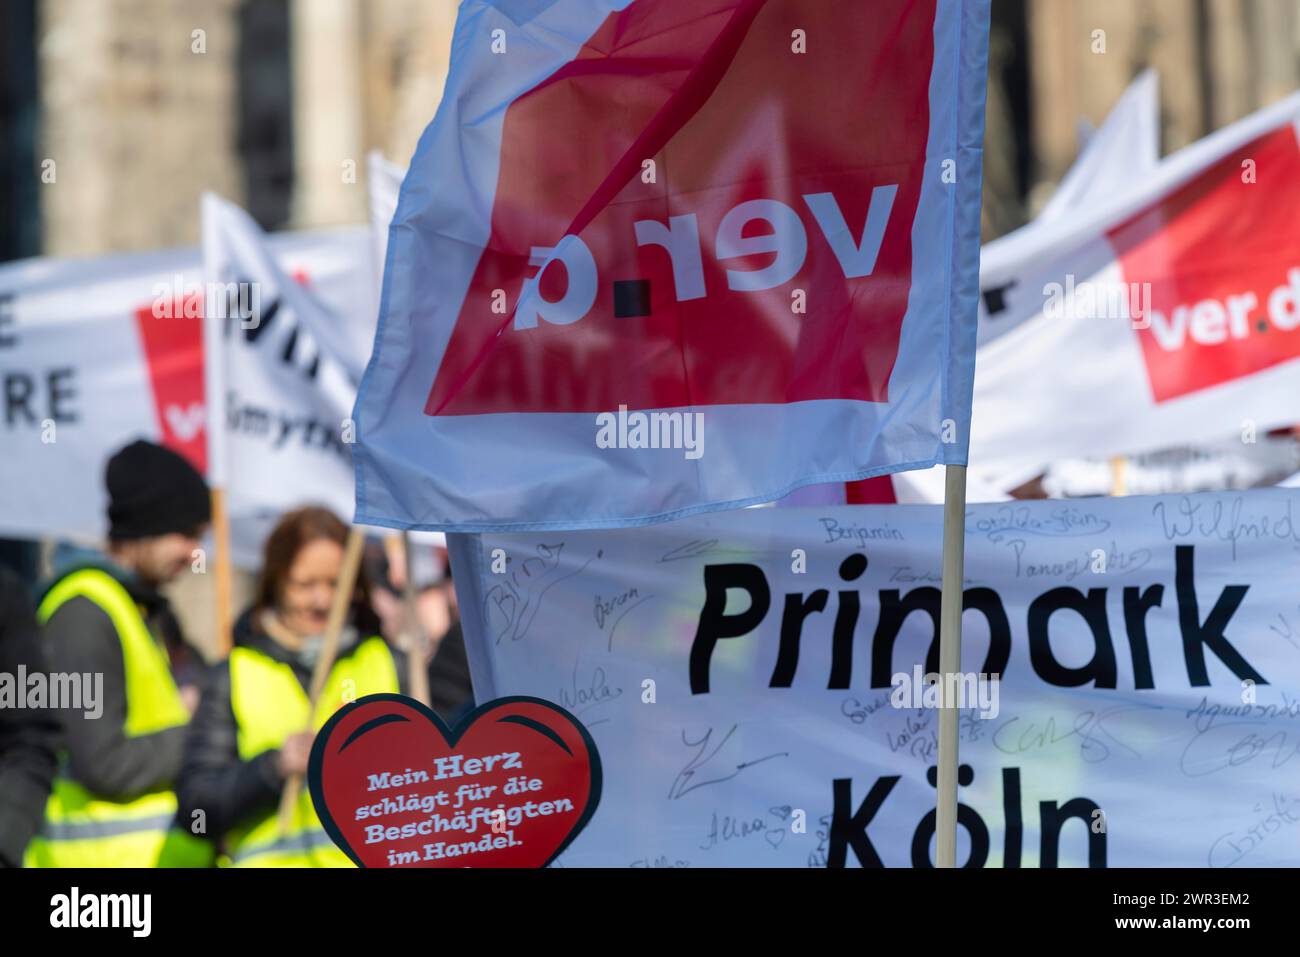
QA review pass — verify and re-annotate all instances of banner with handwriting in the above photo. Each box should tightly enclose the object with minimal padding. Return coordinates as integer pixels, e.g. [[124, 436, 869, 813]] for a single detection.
[[449, 489, 1300, 867]]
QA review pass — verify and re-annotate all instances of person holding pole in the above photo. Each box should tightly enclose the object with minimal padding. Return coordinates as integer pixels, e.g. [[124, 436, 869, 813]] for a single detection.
[[25, 439, 214, 867], [177, 506, 408, 867]]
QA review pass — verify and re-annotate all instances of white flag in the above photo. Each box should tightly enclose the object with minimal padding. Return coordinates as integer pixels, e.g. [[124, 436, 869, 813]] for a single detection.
[[978, 69, 1161, 346], [0, 221, 372, 561], [201, 195, 373, 554], [1036, 69, 1159, 224], [968, 91, 1300, 493]]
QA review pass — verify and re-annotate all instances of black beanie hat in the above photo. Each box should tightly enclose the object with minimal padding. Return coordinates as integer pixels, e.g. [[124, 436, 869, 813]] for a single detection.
[[106, 440, 211, 540]]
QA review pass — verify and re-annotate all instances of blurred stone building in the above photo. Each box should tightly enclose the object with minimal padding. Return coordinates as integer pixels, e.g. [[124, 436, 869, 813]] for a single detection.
[[3, 0, 1300, 258], [2, 0, 458, 259]]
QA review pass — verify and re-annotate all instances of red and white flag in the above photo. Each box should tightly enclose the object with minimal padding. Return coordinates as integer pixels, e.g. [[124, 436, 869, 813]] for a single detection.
[[967, 92, 1300, 494]]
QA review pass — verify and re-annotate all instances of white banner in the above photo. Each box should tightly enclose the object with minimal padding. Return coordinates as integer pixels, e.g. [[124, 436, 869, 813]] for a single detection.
[[451, 489, 1300, 867], [0, 209, 372, 563], [0, 246, 202, 544], [968, 92, 1300, 493], [979, 68, 1160, 346], [201, 195, 373, 559]]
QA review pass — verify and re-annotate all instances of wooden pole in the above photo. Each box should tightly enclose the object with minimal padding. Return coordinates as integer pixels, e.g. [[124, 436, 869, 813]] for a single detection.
[[1110, 455, 1127, 496], [210, 487, 234, 658], [401, 531, 431, 707], [201, 193, 233, 660], [934, 464, 968, 868], [277, 526, 366, 833]]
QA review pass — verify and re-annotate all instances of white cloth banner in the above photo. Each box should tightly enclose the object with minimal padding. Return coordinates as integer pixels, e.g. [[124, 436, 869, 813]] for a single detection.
[[968, 93, 1300, 493], [201, 195, 374, 559], [451, 489, 1300, 867], [0, 209, 372, 563]]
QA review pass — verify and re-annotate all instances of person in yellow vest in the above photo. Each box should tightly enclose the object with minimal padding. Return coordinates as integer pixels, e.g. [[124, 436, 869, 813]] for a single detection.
[[177, 506, 405, 867], [25, 440, 214, 867]]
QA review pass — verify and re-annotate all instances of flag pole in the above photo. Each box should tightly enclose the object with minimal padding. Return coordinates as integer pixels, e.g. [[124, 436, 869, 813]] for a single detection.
[[200, 192, 234, 659], [277, 526, 366, 833], [1110, 455, 1127, 496], [935, 463, 968, 867], [210, 488, 234, 657]]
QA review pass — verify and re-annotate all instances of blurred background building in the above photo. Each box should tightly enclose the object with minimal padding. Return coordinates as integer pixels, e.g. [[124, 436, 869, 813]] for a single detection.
[[4, 0, 1300, 261]]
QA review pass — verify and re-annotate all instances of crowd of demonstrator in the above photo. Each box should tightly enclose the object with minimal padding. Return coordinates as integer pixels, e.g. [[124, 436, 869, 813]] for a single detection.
[[0, 439, 471, 867]]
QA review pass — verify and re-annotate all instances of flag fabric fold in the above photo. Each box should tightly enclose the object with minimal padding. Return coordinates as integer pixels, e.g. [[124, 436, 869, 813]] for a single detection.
[[354, 0, 992, 532]]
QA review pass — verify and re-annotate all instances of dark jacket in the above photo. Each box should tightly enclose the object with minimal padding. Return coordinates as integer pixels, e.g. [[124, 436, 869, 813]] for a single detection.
[[38, 560, 194, 802], [177, 610, 411, 846], [428, 621, 474, 724], [0, 567, 59, 867]]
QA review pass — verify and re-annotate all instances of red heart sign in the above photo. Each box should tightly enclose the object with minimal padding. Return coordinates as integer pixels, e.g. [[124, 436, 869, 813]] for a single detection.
[[308, 694, 601, 867]]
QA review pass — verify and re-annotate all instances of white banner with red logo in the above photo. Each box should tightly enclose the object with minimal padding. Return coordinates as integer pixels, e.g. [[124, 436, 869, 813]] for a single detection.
[[201, 195, 373, 557], [451, 489, 1300, 867], [967, 94, 1300, 494], [0, 211, 372, 563], [354, 0, 991, 532]]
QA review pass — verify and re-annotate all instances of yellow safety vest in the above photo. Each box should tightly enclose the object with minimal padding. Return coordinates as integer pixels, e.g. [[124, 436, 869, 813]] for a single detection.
[[223, 636, 399, 867], [24, 568, 213, 868]]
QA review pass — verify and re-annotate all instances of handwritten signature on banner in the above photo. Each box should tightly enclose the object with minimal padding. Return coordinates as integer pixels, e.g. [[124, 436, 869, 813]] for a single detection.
[[592, 587, 653, 651], [1152, 494, 1300, 560], [558, 659, 623, 727], [1181, 720, 1300, 777], [1207, 793, 1300, 867], [659, 539, 719, 562], [1003, 539, 1153, 582], [991, 705, 1158, 762], [885, 708, 985, 764], [483, 542, 594, 645], [698, 805, 799, 853], [1268, 604, 1300, 654], [668, 725, 788, 801], [968, 503, 1109, 544]]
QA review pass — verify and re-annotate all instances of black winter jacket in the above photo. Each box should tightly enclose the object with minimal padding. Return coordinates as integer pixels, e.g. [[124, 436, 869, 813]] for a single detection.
[[0, 567, 58, 866]]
